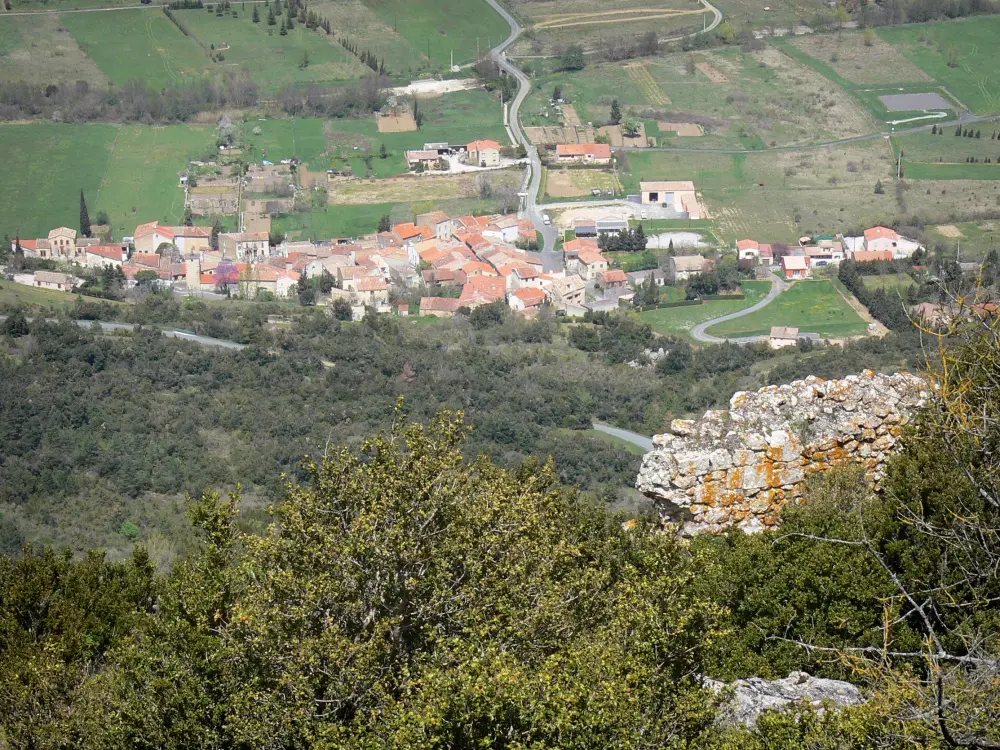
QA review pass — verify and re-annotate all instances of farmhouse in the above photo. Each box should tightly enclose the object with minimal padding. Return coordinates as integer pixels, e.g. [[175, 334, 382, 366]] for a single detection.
[[548, 274, 586, 310], [781, 254, 810, 280], [769, 326, 800, 349], [861, 226, 922, 259], [599, 269, 629, 291], [85, 245, 125, 269], [804, 238, 845, 266], [405, 150, 441, 169], [134, 222, 213, 254], [509, 287, 547, 313], [466, 139, 502, 167], [34, 271, 78, 292], [572, 249, 608, 281], [736, 239, 760, 261], [639, 181, 702, 219], [555, 143, 612, 165], [419, 297, 461, 318], [355, 277, 389, 306], [668, 255, 713, 283], [220, 232, 270, 260], [627, 269, 666, 287]]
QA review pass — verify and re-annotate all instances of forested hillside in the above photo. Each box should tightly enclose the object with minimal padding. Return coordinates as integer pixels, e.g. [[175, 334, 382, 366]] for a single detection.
[[0, 295, 923, 558]]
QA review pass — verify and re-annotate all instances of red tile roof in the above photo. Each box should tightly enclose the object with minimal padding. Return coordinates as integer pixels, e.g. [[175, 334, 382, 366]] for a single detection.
[[468, 139, 502, 151], [601, 269, 628, 284], [358, 277, 388, 292], [556, 143, 612, 159], [512, 287, 546, 305], [420, 297, 461, 312], [736, 239, 759, 251], [864, 226, 897, 242], [852, 250, 894, 262], [132, 253, 162, 268], [87, 245, 124, 261]]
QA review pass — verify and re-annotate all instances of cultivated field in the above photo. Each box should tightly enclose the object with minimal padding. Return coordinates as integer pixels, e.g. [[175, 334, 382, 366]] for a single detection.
[[510, 0, 706, 56], [706, 280, 869, 338], [0, 122, 211, 240], [789, 29, 931, 85], [360, 0, 509, 67], [639, 281, 770, 338], [0, 14, 108, 86], [543, 168, 622, 199], [330, 169, 522, 205], [879, 17, 1000, 115], [62, 9, 210, 89], [524, 45, 874, 150]]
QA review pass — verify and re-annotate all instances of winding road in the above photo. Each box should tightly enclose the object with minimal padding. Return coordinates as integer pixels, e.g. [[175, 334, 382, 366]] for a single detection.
[[483, 0, 723, 270], [689, 271, 786, 344], [0, 316, 246, 350]]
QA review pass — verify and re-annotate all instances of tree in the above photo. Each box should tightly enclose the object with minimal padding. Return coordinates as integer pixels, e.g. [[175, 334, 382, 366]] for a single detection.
[[378, 143, 388, 159], [956, 124, 963, 136], [279, 19, 287, 34], [377, 214, 391, 233], [834, 4, 849, 29], [552, 84, 562, 101], [297, 270, 315, 305], [931, 124, 937, 134], [10, 235, 24, 272], [96, 209, 110, 226], [412, 98, 423, 129], [863, 25, 875, 46], [874, 179, 884, 194], [252, 4, 259, 22], [80, 410, 721, 747], [622, 117, 642, 138], [557, 43, 585, 71], [716, 20, 736, 43], [79, 190, 92, 237], [331, 298, 352, 320], [976, 129, 982, 138], [183, 207, 194, 226], [609, 99, 621, 125], [1, 308, 29, 337], [686, 55, 696, 75], [210, 217, 223, 251], [268, 5, 276, 24]]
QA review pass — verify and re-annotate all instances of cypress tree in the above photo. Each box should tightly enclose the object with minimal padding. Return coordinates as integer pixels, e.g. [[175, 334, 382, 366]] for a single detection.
[[252, 5, 259, 22], [79, 190, 92, 237]]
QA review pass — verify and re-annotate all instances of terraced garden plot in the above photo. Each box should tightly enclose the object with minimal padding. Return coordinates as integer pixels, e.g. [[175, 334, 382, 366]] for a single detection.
[[0, 13, 108, 86], [63, 8, 210, 89], [705, 280, 869, 338]]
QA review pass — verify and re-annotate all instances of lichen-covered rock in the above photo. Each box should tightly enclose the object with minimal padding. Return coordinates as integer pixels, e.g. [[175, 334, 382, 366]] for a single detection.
[[636, 371, 928, 534], [705, 671, 865, 728]]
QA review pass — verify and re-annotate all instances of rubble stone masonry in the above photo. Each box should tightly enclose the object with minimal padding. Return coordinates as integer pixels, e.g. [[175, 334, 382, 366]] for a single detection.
[[636, 371, 929, 535]]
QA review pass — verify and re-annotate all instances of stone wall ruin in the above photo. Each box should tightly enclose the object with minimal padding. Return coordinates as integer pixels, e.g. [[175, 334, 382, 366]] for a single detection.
[[636, 371, 929, 535]]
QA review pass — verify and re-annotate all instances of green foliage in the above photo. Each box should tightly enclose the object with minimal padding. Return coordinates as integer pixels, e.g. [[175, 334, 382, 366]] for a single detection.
[[558, 43, 585, 72], [73, 413, 723, 746], [1, 308, 29, 337]]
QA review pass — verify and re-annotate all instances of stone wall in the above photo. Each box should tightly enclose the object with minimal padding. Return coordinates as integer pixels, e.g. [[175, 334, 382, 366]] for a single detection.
[[636, 371, 929, 535]]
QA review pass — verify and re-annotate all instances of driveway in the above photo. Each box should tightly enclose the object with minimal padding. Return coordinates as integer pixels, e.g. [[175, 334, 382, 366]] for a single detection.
[[689, 271, 787, 344]]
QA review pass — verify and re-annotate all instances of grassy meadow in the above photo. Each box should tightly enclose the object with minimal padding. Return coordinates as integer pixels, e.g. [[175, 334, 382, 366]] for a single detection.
[[359, 0, 509, 67], [0, 123, 211, 240], [891, 123, 1000, 180], [0, 13, 108, 86], [639, 281, 770, 339], [706, 280, 868, 338], [308, 0, 428, 75], [63, 9, 211, 89], [171, 8, 367, 90], [879, 17, 1000, 115]]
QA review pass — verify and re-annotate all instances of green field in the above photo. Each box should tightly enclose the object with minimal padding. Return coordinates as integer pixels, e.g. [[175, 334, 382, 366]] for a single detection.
[[879, 17, 1000, 115], [706, 280, 868, 338], [0, 122, 211, 240], [891, 124, 1000, 180], [308, 0, 428, 75], [639, 281, 770, 339], [170, 8, 366, 90], [861, 273, 916, 292], [63, 9, 211, 89], [0, 281, 95, 312], [710, 0, 827, 28], [244, 118, 328, 166], [360, 0, 509, 67]]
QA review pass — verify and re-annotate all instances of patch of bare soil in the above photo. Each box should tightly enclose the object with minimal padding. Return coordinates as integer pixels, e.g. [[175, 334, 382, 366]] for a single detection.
[[695, 62, 727, 83]]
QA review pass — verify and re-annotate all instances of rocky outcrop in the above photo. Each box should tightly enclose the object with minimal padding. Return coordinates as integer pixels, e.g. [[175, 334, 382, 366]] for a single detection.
[[705, 671, 864, 728], [636, 371, 929, 535]]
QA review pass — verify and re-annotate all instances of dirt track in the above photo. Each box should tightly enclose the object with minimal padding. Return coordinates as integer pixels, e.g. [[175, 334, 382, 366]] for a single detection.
[[534, 7, 706, 30]]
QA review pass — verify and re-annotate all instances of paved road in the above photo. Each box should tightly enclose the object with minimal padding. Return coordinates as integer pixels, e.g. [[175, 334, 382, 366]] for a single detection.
[[483, 0, 561, 271], [1, 315, 246, 350], [689, 271, 787, 344], [593, 422, 654, 452]]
